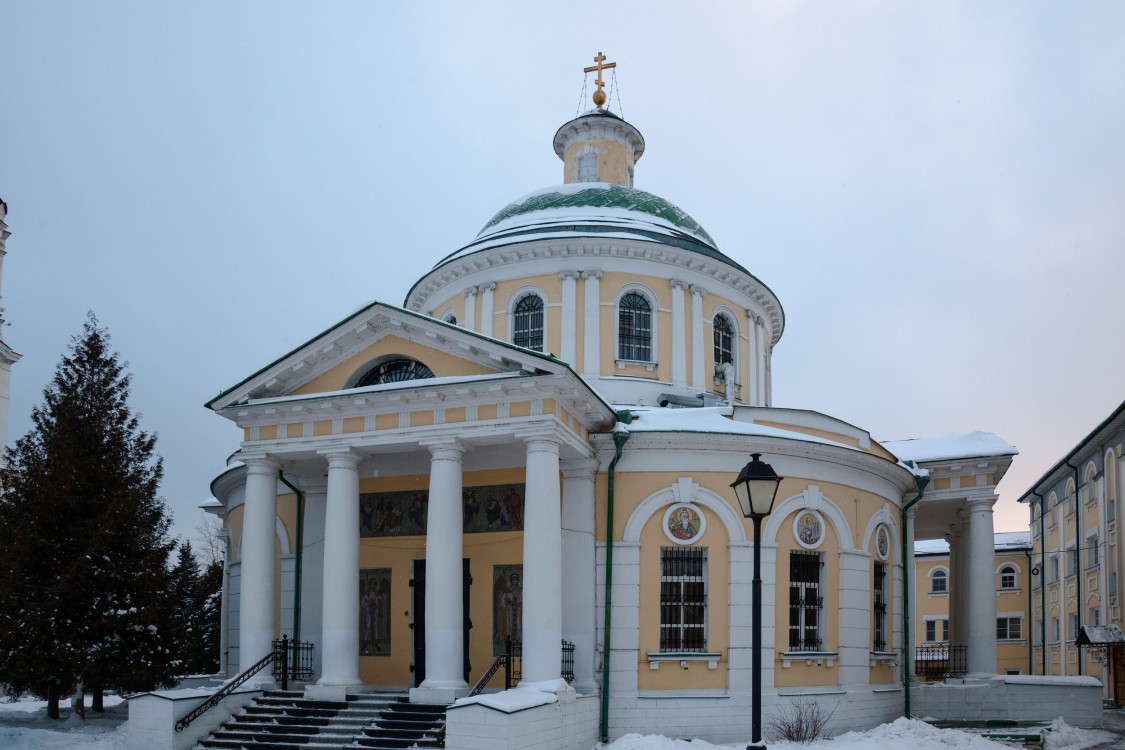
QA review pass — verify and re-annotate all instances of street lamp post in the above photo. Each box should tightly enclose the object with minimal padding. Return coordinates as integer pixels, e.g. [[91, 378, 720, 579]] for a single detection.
[[731, 453, 782, 750]]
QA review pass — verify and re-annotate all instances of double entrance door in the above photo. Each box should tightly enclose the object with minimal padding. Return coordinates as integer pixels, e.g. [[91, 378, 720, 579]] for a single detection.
[[410, 558, 471, 687]]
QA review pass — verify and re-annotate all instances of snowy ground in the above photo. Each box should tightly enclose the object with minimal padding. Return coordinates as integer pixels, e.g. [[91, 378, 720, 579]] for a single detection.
[[0, 696, 1118, 750]]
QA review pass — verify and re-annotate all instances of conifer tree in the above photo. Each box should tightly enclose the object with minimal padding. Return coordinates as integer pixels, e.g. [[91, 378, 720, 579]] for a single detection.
[[0, 314, 178, 718]]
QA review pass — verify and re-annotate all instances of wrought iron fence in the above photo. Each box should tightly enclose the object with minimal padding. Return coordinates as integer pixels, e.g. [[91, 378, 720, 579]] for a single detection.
[[502, 637, 576, 689], [914, 643, 966, 680], [271, 635, 314, 690]]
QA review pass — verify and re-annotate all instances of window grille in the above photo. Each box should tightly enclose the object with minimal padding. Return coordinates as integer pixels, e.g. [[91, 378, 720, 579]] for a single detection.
[[618, 292, 652, 361], [789, 551, 823, 652], [513, 294, 544, 352], [931, 569, 947, 593], [713, 314, 734, 367], [660, 546, 707, 652], [873, 562, 887, 650], [355, 358, 435, 387]]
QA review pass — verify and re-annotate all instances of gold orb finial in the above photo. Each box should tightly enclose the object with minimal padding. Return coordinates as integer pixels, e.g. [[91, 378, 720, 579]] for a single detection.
[[583, 52, 616, 109]]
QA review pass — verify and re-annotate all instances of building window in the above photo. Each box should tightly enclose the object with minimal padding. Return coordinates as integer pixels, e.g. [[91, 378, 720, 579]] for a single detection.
[[1005, 668, 1022, 675], [1088, 535, 1100, 568], [930, 569, 947, 593], [713, 313, 734, 368], [997, 617, 1022, 641], [577, 151, 598, 182], [1067, 546, 1077, 577], [660, 546, 707, 652], [1050, 555, 1059, 583], [873, 562, 887, 650], [789, 551, 823, 652], [618, 291, 653, 362], [513, 294, 545, 352], [1068, 613, 1079, 641], [354, 358, 435, 387], [1051, 617, 1060, 643], [1034, 619, 1042, 646], [1090, 608, 1101, 627], [999, 566, 1017, 590], [925, 618, 948, 643], [442, 312, 458, 325]]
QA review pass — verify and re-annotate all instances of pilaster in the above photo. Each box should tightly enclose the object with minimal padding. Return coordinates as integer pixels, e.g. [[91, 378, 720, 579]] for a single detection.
[[582, 271, 602, 378], [560, 271, 579, 366]]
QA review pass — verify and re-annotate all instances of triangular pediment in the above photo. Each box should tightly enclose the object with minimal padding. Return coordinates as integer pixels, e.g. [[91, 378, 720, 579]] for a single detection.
[[207, 301, 568, 411]]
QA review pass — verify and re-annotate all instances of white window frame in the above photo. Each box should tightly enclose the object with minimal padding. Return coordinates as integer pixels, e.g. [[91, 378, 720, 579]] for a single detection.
[[996, 614, 1023, 641], [999, 565, 1018, 590], [788, 550, 824, 652], [711, 307, 740, 384], [929, 567, 948, 594], [659, 545, 708, 653]]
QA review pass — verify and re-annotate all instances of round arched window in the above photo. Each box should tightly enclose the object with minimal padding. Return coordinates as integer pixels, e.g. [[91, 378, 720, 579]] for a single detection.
[[354, 358, 435, 388]]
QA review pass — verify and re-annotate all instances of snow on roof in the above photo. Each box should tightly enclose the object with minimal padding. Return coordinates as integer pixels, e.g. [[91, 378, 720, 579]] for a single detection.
[[1076, 624, 1125, 645], [197, 497, 222, 509], [618, 406, 858, 450], [914, 530, 1031, 555], [882, 431, 1017, 463], [243, 372, 524, 407]]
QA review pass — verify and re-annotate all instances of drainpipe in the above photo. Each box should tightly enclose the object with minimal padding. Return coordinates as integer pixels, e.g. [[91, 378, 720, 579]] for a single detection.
[[600, 410, 632, 744], [1065, 458, 1082, 675], [1024, 544, 1034, 674], [901, 468, 930, 718], [278, 471, 306, 644], [1031, 491, 1046, 675]]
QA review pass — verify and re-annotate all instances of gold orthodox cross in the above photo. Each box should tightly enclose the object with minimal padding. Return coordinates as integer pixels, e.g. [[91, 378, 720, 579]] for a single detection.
[[583, 52, 616, 108]]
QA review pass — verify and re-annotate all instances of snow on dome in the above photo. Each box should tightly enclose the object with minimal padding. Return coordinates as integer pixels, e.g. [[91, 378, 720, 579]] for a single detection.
[[429, 183, 752, 275], [620, 405, 857, 451], [882, 431, 1018, 463]]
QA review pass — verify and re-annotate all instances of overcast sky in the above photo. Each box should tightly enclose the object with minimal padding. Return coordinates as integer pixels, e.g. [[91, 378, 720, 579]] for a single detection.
[[2, 2, 1123, 545]]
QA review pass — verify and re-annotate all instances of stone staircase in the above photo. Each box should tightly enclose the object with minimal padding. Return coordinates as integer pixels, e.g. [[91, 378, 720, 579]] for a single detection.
[[193, 690, 447, 750]]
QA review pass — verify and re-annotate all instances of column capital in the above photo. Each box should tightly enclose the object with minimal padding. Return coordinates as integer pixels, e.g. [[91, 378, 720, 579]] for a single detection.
[[966, 494, 999, 510], [581, 270, 602, 281], [561, 457, 600, 480], [318, 448, 363, 471], [463, 286, 478, 298], [242, 454, 281, 476], [670, 278, 689, 290], [521, 432, 563, 454], [478, 281, 496, 292], [422, 438, 467, 461], [559, 270, 580, 281], [689, 284, 707, 298]]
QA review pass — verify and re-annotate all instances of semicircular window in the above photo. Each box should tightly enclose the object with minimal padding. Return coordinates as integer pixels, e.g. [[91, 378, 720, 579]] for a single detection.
[[355, 358, 435, 388]]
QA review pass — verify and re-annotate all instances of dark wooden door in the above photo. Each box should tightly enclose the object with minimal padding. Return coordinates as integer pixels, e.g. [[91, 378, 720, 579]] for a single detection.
[[411, 559, 472, 687], [1114, 647, 1125, 705]]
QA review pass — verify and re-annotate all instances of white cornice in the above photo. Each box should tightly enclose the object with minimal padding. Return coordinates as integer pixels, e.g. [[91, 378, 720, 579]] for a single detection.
[[406, 238, 784, 346]]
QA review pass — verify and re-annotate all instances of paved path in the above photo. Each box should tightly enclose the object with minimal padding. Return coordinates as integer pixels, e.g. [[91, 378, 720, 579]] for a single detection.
[[1094, 707, 1125, 748]]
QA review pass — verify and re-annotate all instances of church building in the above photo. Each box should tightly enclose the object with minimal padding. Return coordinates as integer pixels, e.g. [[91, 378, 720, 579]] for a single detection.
[[202, 58, 1031, 746]]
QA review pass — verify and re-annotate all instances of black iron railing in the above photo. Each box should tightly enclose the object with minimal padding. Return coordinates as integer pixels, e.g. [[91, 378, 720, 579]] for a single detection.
[[272, 635, 314, 690], [174, 637, 313, 733], [914, 643, 967, 680]]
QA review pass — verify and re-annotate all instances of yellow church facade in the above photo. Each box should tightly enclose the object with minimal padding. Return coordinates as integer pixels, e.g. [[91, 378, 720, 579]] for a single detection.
[[202, 68, 1056, 746]]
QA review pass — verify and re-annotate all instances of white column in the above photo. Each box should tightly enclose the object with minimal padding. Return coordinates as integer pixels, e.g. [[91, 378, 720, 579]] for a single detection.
[[413, 439, 468, 702], [521, 435, 565, 688], [582, 271, 602, 378], [315, 452, 363, 694], [690, 285, 705, 389], [239, 455, 280, 684], [462, 287, 477, 332], [561, 459, 599, 694], [670, 280, 688, 388], [966, 496, 998, 677], [754, 318, 765, 405], [560, 271, 579, 366], [947, 522, 963, 648], [479, 282, 496, 338], [744, 311, 757, 406], [218, 529, 232, 676]]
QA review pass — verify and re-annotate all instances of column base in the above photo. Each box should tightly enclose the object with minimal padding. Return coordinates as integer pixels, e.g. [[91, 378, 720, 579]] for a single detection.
[[306, 680, 366, 702], [570, 679, 599, 696], [410, 684, 468, 704]]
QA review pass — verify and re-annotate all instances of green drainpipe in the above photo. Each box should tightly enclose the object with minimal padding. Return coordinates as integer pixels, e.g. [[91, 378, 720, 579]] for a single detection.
[[902, 468, 930, 718], [278, 471, 305, 644], [600, 410, 633, 744], [1031, 491, 1046, 675]]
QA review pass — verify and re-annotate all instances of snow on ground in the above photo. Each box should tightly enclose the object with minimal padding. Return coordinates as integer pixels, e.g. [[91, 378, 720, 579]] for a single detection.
[[600, 717, 1114, 750], [0, 696, 128, 750], [0, 698, 1115, 750]]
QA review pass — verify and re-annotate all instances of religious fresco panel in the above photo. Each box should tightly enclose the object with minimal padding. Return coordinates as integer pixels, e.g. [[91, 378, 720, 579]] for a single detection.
[[359, 568, 391, 656], [359, 483, 525, 538], [492, 564, 523, 656]]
